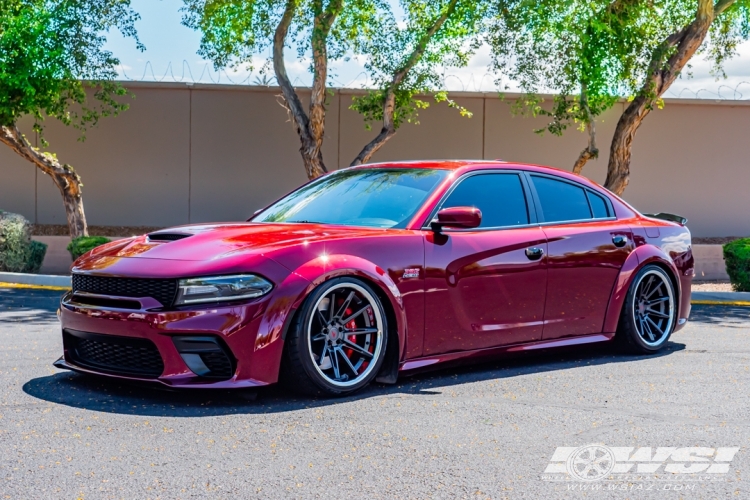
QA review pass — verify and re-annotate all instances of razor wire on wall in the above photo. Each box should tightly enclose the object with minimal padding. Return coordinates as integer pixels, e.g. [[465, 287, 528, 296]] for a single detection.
[[119, 60, 750, 100]]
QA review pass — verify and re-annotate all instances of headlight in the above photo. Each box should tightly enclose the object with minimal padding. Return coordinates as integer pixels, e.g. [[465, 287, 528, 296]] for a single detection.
[[175, 274, 273, 305]]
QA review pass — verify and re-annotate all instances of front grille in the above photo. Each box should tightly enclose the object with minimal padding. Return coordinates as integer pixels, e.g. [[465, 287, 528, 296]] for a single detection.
[[72, 274, 178, 307], [199, 351, 234, 379], [63, 329, 164, 378]]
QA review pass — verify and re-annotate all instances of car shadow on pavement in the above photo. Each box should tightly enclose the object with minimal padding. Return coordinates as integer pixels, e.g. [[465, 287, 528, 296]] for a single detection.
[[23, 341, 685, 417], [0, 288, 63, 324]]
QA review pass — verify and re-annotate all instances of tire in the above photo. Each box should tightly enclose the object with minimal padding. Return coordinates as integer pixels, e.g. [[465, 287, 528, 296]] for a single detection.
[[616, 265, 677, 354], [282, 277, 388, 397]]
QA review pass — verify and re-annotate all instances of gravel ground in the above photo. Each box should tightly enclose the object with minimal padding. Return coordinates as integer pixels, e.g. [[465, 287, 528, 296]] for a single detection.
[[692, 282, 734, 292], [1, 288, 749, 499]]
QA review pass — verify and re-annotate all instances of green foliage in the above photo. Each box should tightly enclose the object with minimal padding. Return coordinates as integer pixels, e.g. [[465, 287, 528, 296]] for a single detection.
[[182, 0, 482, 131], [0, 0, 142, 142], [487, 0, 750, 137], [723, 238, 750, 292], [0, 210, 48, 273], [25, 240, 47, 274], [67, 236, 111, 260], [349, 0, 484, 128]]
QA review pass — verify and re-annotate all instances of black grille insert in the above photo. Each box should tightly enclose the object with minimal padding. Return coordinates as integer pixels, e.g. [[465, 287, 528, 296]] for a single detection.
[[172, 336, 235, 380], [72, 274, 178, 307], [63, 329, 164, 378]]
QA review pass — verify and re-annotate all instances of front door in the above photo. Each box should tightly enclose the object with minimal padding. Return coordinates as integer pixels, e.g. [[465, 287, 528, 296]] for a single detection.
[[423, 172, 548, 355], [527, 174, 634, 340]]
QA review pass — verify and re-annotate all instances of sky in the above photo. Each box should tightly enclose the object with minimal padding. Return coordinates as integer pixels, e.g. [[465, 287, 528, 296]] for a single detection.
[[104, 0, 750, 99]]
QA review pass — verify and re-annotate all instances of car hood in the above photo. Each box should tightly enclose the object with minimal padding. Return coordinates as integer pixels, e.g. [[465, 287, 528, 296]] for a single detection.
[[81, 223, 390, 262]]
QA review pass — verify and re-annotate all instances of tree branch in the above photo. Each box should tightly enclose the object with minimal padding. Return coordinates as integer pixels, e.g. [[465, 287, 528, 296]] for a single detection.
[[273, 0, 311, 143], [0, 124, 88, 237], [350, 0, 460, 165]]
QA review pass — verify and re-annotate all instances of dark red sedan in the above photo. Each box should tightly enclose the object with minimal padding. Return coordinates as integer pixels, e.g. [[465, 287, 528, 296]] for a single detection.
[[55, 160, 693, 396]]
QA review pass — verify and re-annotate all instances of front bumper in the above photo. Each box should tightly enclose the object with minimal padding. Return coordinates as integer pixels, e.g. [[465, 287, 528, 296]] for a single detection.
[[57, 290, 292, 389]]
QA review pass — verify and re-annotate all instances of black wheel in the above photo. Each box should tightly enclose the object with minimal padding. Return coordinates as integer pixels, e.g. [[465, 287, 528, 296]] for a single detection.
[[282, 277, 388, 397], [616, 265, 676, 354]]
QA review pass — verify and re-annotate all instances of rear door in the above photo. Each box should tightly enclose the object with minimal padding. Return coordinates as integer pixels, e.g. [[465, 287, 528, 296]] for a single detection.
[[526, 173, 634, 340]]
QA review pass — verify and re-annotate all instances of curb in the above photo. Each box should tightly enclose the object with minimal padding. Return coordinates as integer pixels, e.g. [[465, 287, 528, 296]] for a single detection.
[[690, 291, 750, 307], [0, 272, 71, 290]]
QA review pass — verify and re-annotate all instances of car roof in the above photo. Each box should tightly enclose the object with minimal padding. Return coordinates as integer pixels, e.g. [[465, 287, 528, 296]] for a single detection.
[[354, 159, 595, 186]]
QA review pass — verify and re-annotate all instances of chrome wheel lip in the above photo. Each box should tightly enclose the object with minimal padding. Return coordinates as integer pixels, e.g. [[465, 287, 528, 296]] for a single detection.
[[631, 269, 675, 347], [307, 282, 384, 388]]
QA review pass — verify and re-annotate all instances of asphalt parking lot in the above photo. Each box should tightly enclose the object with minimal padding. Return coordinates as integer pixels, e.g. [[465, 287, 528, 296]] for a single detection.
[[1, 287, 749, 499]]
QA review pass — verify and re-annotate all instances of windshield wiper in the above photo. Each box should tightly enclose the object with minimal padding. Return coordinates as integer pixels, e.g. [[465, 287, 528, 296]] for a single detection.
[[286, 220, 324, 224]]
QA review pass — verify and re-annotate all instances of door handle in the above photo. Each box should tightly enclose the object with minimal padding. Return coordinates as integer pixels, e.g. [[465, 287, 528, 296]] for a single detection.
[[613, 235, 628, 247], [525, 247, 544, 260]]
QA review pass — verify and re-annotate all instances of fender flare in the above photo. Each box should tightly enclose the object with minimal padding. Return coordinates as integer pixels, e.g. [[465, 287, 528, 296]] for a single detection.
[[602, 245, 682, 333]]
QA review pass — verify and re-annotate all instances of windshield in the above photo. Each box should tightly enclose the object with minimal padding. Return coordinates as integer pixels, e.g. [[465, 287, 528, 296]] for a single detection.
[[252, 168, 449, 229]]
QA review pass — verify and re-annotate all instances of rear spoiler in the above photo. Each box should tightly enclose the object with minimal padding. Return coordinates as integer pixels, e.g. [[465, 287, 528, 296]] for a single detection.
[[643, 212, 688, 226]]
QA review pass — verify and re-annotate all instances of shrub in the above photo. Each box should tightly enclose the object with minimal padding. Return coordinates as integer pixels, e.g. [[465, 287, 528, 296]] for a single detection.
[[25, 240, 48, 273], [0, 210, 47, 273], [67, 236, 111, 260], [724, 238, 750, 292]]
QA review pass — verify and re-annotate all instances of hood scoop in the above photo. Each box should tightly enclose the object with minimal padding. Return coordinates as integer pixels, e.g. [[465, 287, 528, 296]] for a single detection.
[[147, 232, 193, 242]]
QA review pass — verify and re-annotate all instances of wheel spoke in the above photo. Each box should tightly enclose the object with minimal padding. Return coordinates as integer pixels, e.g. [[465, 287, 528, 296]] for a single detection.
[[329, 292, 336, 323], [647, 296, 669, 306], [641, 276, 654, 298], [640, 317, 655, 341], [342, 327, 379, 335], [330, 344, 341, 380], [316, 309, 329, 328], [645, 316, 665, 338], [312, 332, 327, 341], [335, 291, 356, 320], [645, 308, 670, 319], [317, 344, 330, 366], [336, 347, 359, 376], [342, 339, 374, 359], [341, 305, 371, 324], [645, 280, 662, 299]]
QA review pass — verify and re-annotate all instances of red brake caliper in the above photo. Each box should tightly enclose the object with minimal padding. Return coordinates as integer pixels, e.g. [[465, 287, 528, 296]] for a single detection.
[[344, 307, 358, 372]]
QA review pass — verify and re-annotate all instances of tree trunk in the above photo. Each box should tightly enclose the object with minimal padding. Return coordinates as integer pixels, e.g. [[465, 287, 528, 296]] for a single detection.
[[573, 88, 599, 175], [572, 108, 598, 175], [604, 0, 724, 195], [272, 0, 341, 180], [0, 124, 88, 238]]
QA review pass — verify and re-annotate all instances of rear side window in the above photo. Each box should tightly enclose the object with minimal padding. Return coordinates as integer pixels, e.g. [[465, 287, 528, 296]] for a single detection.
[[441, 173, 529, 228], [587, 191, 610, 218], [531, 175, 592, 223]]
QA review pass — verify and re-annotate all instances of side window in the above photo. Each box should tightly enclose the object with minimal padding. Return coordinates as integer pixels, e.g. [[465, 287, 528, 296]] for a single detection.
[[587, 191, 610, 218], [440, 173, 529, 228], [531, 175, 592, 223]]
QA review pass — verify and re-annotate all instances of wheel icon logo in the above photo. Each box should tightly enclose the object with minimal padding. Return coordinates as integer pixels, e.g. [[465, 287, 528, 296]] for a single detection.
[[566, 445, 616, 481]]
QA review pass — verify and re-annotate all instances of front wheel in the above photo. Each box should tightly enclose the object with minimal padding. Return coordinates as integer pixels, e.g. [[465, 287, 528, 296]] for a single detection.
[[282, 277, 388, 397], [616, 265, 677, 354]]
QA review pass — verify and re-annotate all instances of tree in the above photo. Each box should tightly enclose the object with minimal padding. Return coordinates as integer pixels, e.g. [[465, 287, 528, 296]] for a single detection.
[[489, 0, 750, 194], [183, 0, 385, 179], [605, 0, 749, 194], [182, 0, 483, 178], [348, 0, 484, 165], [0, 0, 141, 238]]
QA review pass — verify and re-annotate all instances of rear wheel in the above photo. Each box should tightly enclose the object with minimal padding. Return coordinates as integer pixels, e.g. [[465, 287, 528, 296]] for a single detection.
[[617, 265, 676, 354], [283, 277, 388, 397]]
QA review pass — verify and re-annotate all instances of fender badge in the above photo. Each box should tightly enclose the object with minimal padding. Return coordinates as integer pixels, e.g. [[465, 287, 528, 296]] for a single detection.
[[402, 268, 420, 279]]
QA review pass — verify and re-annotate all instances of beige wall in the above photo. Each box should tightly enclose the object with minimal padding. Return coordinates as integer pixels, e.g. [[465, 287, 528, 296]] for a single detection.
[[1, 82, 748, 236]]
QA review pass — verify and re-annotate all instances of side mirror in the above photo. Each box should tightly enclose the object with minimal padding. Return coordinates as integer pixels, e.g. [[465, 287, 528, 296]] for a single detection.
[[431, 206, 482, 231]]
